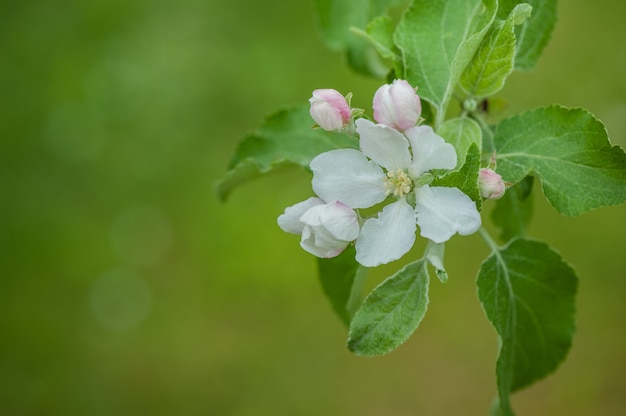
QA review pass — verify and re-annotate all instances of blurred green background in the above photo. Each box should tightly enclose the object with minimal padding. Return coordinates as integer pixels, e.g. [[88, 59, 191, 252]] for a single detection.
[[1, 1, 625, 415]]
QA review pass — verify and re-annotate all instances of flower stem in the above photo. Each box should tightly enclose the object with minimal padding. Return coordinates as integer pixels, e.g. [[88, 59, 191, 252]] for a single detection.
[[471, 112, 496, 154], [478, 226, 501, 254]]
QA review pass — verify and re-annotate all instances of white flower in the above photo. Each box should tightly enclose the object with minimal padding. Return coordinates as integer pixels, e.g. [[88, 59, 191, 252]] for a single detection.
[[310, 118, 481, 267], [277, 197, 360, 258]]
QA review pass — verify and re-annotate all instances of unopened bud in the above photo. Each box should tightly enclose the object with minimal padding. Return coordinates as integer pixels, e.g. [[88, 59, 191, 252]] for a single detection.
[[309, 89, 351, 131], [372, 79, 421, 131], [479, 168, 506, 199]]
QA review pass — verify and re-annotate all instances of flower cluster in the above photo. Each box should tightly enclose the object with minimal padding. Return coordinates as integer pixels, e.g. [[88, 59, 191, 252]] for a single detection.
[[279, 80, 489, 267]]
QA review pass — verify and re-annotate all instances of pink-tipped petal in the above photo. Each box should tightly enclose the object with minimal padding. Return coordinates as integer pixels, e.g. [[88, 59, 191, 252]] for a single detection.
[[309, 89, 351, 131], [372, 80, 421, 131], [478, 168, 506, 199]]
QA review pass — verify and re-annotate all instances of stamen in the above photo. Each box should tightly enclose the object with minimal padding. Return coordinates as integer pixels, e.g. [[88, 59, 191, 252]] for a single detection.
[[384, 169, 413, 197]]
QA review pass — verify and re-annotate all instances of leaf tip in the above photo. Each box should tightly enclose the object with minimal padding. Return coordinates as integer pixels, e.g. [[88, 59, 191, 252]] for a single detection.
[[511, 3, 533, 26]]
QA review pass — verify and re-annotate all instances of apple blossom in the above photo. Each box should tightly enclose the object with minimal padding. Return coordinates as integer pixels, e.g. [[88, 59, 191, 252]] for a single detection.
[[372, 79, 421, 131], [310, 118, 481, 267], [309, 89, 351, 131], [277, 197, 360, 258], [478, 168, 506, 199]]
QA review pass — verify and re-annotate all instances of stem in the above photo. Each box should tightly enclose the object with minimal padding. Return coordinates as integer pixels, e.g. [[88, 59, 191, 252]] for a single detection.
[[471, 112, 496, 154], [434, 103, 446, 130], [478, 226, 500, 253]]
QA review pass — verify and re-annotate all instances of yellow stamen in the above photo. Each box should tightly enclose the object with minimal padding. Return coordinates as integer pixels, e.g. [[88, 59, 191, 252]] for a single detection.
[[384, 169, 413, 197]]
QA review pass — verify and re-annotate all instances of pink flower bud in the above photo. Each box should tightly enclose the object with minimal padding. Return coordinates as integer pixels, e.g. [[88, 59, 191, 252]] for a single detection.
[[478, 168, 506, 199], [372, 79, 421, 131], [309, 89, 351, 131]]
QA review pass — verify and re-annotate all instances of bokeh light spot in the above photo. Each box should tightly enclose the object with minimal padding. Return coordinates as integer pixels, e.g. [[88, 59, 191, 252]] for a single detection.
[[88, 268, 153, 332]]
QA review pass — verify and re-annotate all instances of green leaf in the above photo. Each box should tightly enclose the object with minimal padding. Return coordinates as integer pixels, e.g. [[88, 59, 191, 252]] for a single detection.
[[477, 237, 578, 416], [437, 116, 482, 169], [216, 105, 358, 201], [497, 0, 557, 70], [313, 0, 406, 77], [361, 15, 399, 61], [348, 259, 429, 356], [394, 0, 497, 115], [432, 143, 482, 209], [460, 4, 531, 98], [494, 105, 626, 216], [491, 175, 534, 242], [317, 245, 368, 327]]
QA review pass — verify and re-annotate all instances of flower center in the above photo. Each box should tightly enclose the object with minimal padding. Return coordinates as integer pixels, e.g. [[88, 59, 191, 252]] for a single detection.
[[384, 169, 413, 197]]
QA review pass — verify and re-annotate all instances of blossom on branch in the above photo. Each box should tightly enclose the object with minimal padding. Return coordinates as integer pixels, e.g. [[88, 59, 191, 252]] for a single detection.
[[309, 89, 352, 131], [280, 80, 481, 267], [373, 79, 422, 131], [311, 118, 481, 267], [278, 197, 360, 258], [478, 168, 506, 199]]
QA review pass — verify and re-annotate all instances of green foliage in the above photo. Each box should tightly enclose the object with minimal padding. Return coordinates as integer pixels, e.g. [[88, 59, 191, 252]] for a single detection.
[[491, 176, 534, 242], [317, 246, 367, 327], [436, 116, 482, 169], [497, 0, 557, 70], [363, 15, 399, 61], [216, 105, 358, 201], [348, 259, 429, 356], [432, 143, 482, 207], [494, 106, 626, 216], [477, 237, 578, 415], [313, 0, 406, 77], [460, 4, 531, 98], [394, 0, 497, 118], [216, 1, 626, 414]]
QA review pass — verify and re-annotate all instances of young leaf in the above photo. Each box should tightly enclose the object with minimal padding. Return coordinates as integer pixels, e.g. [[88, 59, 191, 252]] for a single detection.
[[432, 143, 482, 208], [216, 105, 358, 201], [394, 0, 497, 114], [361, 15, 399, 61], [477, 237, 578, 415], [497, 0, 557, 70], [494, 105, 626, 216], [313, 0, 406, 77], [437, 116, 482, 169], [459, 4, 532, 98], [317, 245, 368, 327], [491, 175, 534, 242], [348, 259, 429, 356]]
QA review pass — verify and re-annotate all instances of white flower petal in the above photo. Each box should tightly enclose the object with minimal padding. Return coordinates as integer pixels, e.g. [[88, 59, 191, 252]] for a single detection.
[[299, 201, 360, 241], [300, 226, 347, 258], [405, 125, 457, 177], [311, 149, 387, 209], [277, 197, 324, 234], [414, 186, 481, 243], [355, 118, 412, 171], [355, 199, 416, 267]]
